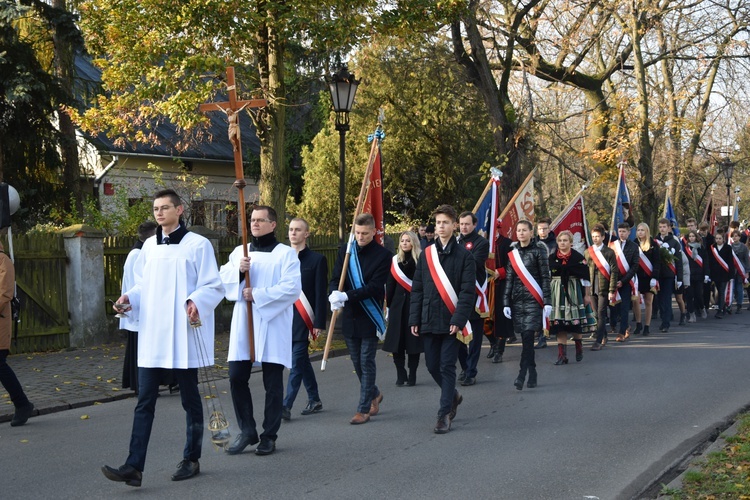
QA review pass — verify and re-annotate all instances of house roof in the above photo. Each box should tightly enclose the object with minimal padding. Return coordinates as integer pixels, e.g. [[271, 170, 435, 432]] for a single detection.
[[75, 56, 261, 162]]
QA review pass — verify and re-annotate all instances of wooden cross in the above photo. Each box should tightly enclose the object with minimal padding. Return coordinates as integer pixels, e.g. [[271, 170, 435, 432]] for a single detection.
[[200, 66, 267, 363]]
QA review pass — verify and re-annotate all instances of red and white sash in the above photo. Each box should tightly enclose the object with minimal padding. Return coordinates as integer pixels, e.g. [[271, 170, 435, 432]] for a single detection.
[[475, 279, 489, 315], [684, 245, 703, 269], [613, 240, 639, 297], [590, 245, 620, 303], [711, 245, 730, 273], [294, 291, 316, 340], [655, 239, 678, 274], [508, 248, 551, 330], [732, 250, 747, 283], [424, 245, 472, 339], [726, 279, 734, 305], [390, 255, 413, 292], [638, 247, 659, 292]]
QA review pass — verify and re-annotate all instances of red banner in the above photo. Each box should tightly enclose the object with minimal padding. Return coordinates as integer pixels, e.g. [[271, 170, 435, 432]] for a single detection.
[[497, 171, 535, 240], [362, 146, 385, 245], [550, 194, 590, 255]]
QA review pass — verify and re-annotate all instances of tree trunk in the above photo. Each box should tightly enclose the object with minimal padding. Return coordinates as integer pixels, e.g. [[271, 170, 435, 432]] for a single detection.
[[255, 4, 287, 239], [52, 0, 81, 213]]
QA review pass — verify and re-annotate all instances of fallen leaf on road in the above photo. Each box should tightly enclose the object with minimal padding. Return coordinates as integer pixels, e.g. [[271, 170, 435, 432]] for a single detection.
[[80, 415, 90, 420], [20, 439, 28, 443], [55, 388, 60, 392]]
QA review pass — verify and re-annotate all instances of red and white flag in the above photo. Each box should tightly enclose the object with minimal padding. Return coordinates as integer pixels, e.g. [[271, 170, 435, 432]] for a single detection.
[[362, 134, 385, 245], [550, 191, 590, 255], [498, 169, 536, 240]]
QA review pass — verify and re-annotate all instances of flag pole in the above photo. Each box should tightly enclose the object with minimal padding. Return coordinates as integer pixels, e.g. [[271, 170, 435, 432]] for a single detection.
[[610, 161, 625, 234], [321, 130, 381, 371], [472, 177, 495, 214]]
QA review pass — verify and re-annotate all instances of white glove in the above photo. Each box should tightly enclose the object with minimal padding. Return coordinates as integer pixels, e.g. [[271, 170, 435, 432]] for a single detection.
[[543, 305, 552, 317], [670, 248, 676, 255], [503, 307, 512, 319], [704, 275, 711, 283], [328, 290, 348, 304], [677, 281, 683, 288], [384, 308, 389, 322], [650, 279, 657, 288], [330, 301, 344, 312]]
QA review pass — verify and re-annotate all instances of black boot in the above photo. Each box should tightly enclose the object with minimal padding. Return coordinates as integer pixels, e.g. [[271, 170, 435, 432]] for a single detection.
[[554, 344, 568, 365], [574, 339, 583, 362], [678, 312, 687, 325], [642, 325, 650, 336], [527, 368, 538, 388], [394, 359, 407, 386], [632, 323, 642, 335], [486, 337, 497, 358], [407, 355, 419, 386], [514, 366, 526, 391]]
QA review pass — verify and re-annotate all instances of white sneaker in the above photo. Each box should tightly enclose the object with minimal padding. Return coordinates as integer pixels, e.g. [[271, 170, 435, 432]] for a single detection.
[[701, 309, 708, 319], [688, 313, 696, 323]]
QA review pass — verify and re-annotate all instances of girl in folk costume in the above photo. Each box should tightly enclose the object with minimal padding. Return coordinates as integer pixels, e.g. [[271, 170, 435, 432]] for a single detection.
[[633, 223, 660, 336], [383, 231, 424, 386], [548, 231, 592, 365], [708, 231, 735, 319], [685, 230, 709, 321], [503, 220, 552, 390]]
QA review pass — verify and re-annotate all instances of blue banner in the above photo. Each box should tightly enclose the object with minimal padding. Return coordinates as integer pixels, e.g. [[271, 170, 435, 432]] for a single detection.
[[665, 197, 680, 236]]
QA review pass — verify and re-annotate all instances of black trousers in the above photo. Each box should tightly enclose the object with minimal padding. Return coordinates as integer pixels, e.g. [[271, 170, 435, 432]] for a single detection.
[[518, 331, 536, 377], [0, 349, 29, 408], [422, 333, 460, 418], [229, 361, 284, 442]]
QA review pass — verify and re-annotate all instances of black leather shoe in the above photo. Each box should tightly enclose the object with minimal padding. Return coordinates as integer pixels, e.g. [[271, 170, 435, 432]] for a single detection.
[[449, 391, 463, 420], [486, 344, 497, 358], [226, 432, 259, 455], [281, 407, 291, 421], [255, 438, 276, 456], [171, 460, 199, 481], [460, 376, 475, 386], [534, 336, 547, 349], [434, 414, 451, 434], [514, 378, 524, 391], [10, 402, 34, 427], [492, 352, 503, 363], [300, 399, 323, 415], [102, 464, 142, 487], [506, 336, 517, 344], [458, 371, 466, 382]]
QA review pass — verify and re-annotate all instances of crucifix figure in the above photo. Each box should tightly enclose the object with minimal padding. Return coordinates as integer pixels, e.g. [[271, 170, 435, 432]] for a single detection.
[[200, 66, 267, 362]]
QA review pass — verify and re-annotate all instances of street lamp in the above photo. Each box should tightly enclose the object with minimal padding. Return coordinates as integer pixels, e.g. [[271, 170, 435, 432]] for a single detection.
[[327, 64, 360, 245], [721, 157, 735, 228]]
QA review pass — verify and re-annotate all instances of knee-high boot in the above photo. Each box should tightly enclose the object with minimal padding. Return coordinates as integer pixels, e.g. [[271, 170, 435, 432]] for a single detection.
[[394, 354, 407, 386], [574, 339, 583, 362], [554, 344, 568, 365], [407, 354, 419, 386]]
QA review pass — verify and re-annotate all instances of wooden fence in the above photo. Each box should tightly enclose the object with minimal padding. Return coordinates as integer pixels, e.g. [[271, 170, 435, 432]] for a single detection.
[[1, 234, 70, 353]]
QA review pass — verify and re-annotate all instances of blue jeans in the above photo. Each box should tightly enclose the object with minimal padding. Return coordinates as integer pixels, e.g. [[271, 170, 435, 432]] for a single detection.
[[658, 278, 675, 327], [733, 279, 744, 308], [283, 340, 320, 409], [126, 368, 202, 472], [422, 333, 460, 418], [344, 336, 379, 414]]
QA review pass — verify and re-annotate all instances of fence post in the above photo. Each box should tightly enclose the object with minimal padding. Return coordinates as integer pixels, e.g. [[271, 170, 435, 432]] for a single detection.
[[59, 224, 108, 347]]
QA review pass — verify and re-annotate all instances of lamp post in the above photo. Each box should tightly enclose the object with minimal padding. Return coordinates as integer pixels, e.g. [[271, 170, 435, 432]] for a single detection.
[[327, 64, 360, 245], [721, 157, 735, 229]]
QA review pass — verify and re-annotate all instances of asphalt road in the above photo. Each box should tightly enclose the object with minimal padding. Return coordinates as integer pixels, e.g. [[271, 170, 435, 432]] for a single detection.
[[2, 316, 749, 499]]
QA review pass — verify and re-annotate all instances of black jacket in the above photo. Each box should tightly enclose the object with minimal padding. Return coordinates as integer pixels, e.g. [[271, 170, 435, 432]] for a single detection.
[[613, 238, 640, 285], [685, 243, 708, 281], [655, 233, 684, 281], [409, 236, 475, 335], [292, 246, 328, 343], [457, 229, 490, 320], [504, 241, 552, 333], [635, 239, 661, 286], [329, 240, 392, 338], [709, 243, 735, 283], [383, 255, 423, 354], [535, 231, 558, 257]]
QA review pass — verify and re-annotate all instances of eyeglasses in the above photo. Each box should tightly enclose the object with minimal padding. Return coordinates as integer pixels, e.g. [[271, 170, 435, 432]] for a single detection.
[[250, 218, 272, 223], [153, 205, 175, 213]]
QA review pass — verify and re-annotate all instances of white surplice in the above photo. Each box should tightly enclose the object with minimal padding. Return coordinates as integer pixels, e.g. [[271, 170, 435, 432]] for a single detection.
[[220, 243, 301, 367], [126, 232, 224, 369], [119, 247, 140, 331]]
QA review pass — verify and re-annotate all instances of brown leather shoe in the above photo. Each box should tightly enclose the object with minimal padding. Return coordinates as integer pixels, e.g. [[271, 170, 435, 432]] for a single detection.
[[590, 343, 603, 351], [369, 393, 384, 416], [434, 414, 451, 434], [350, 412, 370, 425]]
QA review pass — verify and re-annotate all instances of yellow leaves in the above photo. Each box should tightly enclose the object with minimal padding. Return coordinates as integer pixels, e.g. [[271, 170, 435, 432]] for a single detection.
[[110, 356, 120, 360], [80, 414, 90, 420], [20, 439, 28, 443], [55, 387, 60, 392]]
